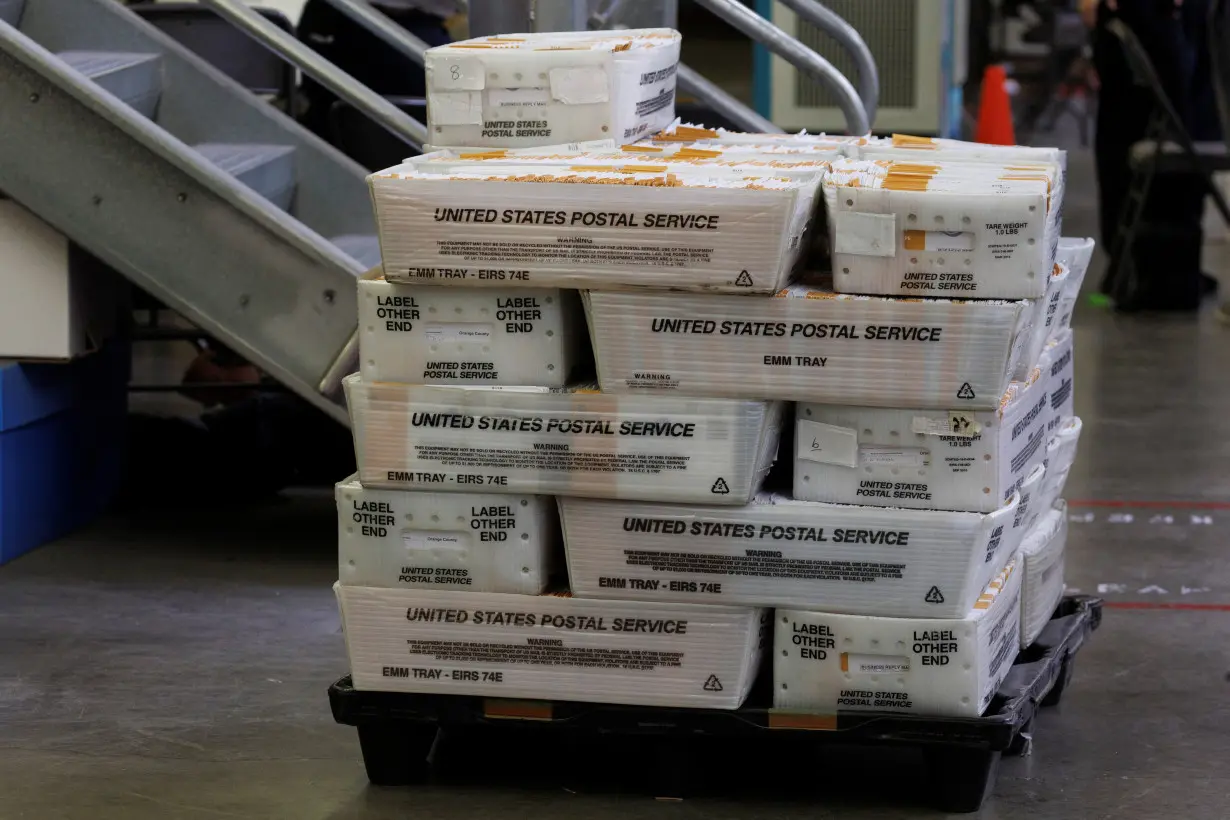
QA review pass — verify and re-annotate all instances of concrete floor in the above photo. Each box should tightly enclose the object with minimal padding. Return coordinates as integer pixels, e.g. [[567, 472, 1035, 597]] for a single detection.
[[4, 132, 1230, 818]]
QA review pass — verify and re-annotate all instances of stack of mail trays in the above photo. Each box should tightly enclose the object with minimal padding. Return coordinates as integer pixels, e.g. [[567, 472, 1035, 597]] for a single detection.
[[338, 30, 1087, 718]]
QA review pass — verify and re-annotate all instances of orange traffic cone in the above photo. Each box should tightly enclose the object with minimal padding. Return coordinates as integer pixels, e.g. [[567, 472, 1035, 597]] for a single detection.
[[974, 64, 1016, 146]]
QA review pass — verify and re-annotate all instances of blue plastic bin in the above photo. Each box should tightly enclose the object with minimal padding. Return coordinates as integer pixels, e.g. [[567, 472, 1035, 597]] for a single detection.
[[0, 343, 128, 565]]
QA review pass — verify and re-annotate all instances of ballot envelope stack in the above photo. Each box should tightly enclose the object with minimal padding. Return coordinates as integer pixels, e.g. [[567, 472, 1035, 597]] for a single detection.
[[335, 30, 1087, 718]]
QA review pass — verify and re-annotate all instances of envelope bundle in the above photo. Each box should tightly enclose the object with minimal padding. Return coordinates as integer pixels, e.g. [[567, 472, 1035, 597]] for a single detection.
[[359, 272, 589, 387], [340, 61, 1087, 715], [823, 157, 1063, 300], [369, 165, 812, 294], [345, 376, 782, 504], [584, 282, 1032, 407], [856, 133, 1067, 168], [560, 492, 1019, 618], [336, 477, 558, 594], [1020, 502, 1068, 647], [424, 29, 682, 148], [775, 556, 1022, 717], [793, 367, 1050, 513], [646, 120, 866, 150], [342, 60, 812, 708], [338, 585, 766, 708]]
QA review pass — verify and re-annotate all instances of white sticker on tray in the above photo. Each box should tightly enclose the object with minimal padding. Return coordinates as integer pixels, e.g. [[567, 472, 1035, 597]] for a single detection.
[[404, 531, 468, 552], [834, 211, 897, 257], [489, 87, 551, 108], [844, 653, 911, 674], [797, 420, 858, 468], [424, 323, 493, 343], [859, 447, 930, 468], [428, 90, 483, 125], [549, 67, 609, 104], [911, 413, 983, 438]]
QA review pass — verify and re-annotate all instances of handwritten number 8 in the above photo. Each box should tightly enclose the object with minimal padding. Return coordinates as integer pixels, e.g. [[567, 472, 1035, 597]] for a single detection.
[[450, 65, 461, 81]]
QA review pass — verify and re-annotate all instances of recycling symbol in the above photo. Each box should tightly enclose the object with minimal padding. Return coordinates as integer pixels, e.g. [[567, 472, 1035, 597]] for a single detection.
[[925, 586, 945, 604], [711, 477, 730, 495], [735, 270, 754, 287], [703, 674, 724, 692], [956, 382, 976, 400]]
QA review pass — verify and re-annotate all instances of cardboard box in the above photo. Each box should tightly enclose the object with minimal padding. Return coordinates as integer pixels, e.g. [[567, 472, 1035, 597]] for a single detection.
[[0, 200, 118, 360], [425, 29, 681, 148], [344, 374, 782, 503], [1021, 502, 1067, 648], [774, 553, 1022, 718], [337, 584, 766, 709], [336, 476, 558, 594], [793, 370, 1050, 513], [358, 272, 587, 387], [560, 492, 1018, 618], [825, 158, 1061, 300], [368, 166, 809, 293], [584, 282, 1032, 409]]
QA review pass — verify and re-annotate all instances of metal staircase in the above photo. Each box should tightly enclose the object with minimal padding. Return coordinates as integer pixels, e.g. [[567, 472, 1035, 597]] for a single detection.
[[0, 0, 873, 425], [0, 0, 405, 424]]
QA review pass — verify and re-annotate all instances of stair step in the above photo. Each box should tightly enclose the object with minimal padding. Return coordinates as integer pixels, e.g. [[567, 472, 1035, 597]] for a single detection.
[[330, 234, 382, 269], [194, 143, 297, 211], [0, 0, 25, 26], [57, 50, 161, 118]]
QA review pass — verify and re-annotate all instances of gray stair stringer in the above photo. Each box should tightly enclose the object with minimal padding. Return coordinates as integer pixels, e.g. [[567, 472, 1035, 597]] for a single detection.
[[0, 26, 359, 424], [16, 0, 378, 258]]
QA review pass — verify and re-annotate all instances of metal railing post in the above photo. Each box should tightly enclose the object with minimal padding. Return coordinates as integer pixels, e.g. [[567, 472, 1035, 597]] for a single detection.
[[692, 0, 869, 134], [583, 1, 783, 134], [775, 0, 878, 125], [200, 0, 428, 148], [676, 64, 782, 134]]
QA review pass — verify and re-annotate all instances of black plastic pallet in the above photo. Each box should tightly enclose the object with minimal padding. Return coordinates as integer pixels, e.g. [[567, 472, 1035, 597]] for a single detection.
[[329, 595, 1102, 813]]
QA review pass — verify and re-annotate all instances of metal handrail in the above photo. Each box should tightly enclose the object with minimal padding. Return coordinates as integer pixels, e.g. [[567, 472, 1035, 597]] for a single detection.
[[775, 0, 878, 125], [313, 0, 865, 137], [582, 0, 782, 134], [200, 0, 428, 148], [588, 0, 628, 30], [320, 0, 783, 137], [318, 0, 430, 66], [676, 64, 782, 134], [692, 0, 868, 134]]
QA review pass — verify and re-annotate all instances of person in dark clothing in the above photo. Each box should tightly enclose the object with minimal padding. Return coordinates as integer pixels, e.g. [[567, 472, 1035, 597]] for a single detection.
[[296, 0, 457, 146], [1089, 0, 1222, 308]]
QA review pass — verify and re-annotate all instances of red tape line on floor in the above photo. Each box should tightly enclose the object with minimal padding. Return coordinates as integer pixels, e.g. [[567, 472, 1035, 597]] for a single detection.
[[1104, 602, 1230, 611], [1069, 500, 1230, 509]]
